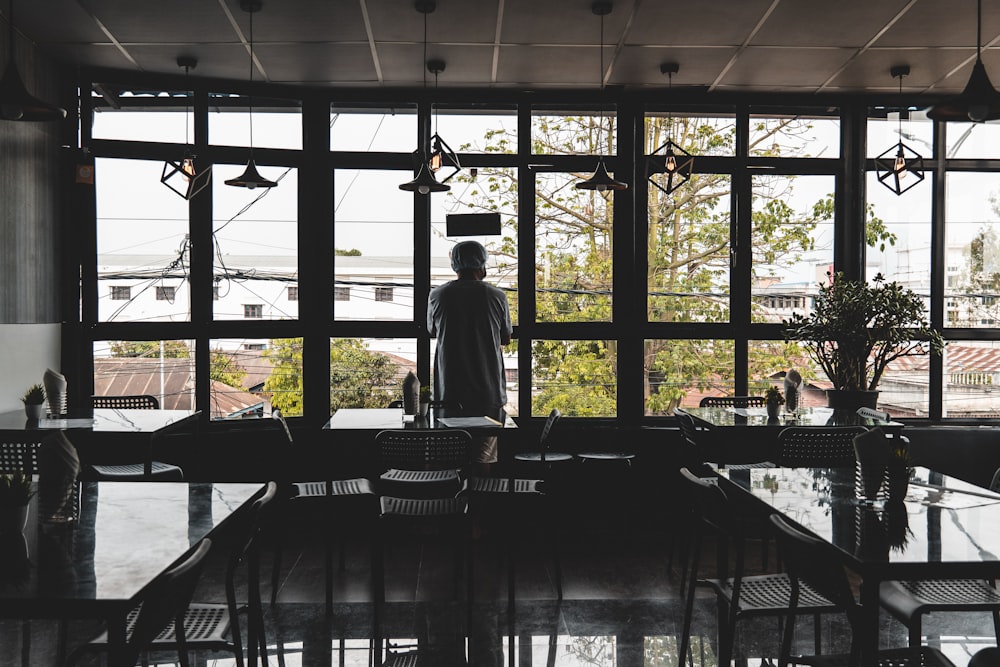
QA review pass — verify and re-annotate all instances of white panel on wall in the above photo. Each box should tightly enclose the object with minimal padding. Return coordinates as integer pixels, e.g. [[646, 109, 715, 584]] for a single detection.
[[0, 324, 60, 413]]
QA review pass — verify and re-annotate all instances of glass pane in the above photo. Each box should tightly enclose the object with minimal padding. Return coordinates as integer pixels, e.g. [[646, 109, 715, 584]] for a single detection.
[[434, 110, 518, 154], [943, 341, 1000, 418], [865, 172, 932, 289], [95, 158, 190, 323], [535, 172, 612, 323], [333, 170, 414, 321], [331, 337, 413, 410], [93, 107, 191, 144], [212, 169, 298, 321], [750, 175, 836, 324], [645, 339, 734, 415], [945, 121, 1000, 159], [209, 337, 303, 418], [93, 340, 196, 411], [644, 113, 736, 157], [647, 174, 732, 322], [866, 111, 932, 160], [531, 111, 618, 155], [432, 166, 518, 324], [209, 94, 302, 150], [749, 112, 840, 158], [531, 339, 616, 417], [944, 172, 1000, 328], [749, 339, 828, 409], [330, 104, 417, 152]]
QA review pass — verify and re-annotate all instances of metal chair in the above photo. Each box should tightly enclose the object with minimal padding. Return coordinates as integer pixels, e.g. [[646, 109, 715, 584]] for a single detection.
[[67, 537, 215, 667], [775, 426, 867, 468], [768, 513, 958, 667], [677, 467, 837, 667], [512, 409, 570, 468], [93, 394, 161, 410], [269, 410, 377, 611], [86, 395, 185, 481], [856, 406, 890, 422], [699, 396, 766, 408], [376, 428, 471, 498]]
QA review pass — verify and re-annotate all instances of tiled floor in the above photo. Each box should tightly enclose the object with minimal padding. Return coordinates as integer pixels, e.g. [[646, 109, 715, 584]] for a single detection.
[[4, 487, 998, 666]]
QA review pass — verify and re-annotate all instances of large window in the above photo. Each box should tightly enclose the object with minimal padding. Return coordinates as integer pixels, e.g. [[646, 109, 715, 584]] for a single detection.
[[80, 77, 995, 423]]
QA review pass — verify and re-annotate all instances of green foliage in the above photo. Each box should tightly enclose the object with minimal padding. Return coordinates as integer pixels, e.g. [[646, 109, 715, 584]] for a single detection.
[[20, 384, 45, 405], [263, 338, 400, 415], [0, 471, 34, 506], [784, 272, 945, 391], [209, 349, 247, 388], [110, 340, 190, 358]]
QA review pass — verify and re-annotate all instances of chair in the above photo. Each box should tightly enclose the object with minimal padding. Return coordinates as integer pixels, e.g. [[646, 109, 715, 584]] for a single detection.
[[376, 428, 471, 499], [699, 396, 766, 408], [677, 467, 838, 667], [464, 475, 563, 601], [768, 513, 957, 667], [989, 466, 1000, 493], [68, 537, 215, 667], [775, 426, 867, 468], [269, 410, 377, 611], [86, 396, 186, 481], [512, 409, 570, 469], [93, 394, 160, 410]]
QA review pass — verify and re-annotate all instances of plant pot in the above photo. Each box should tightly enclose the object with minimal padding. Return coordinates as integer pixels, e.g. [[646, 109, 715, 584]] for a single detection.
[[0, 504, 29, 535], [766, 403, 780, 419], [24, 403, 45, 421], [825, 389, 879, 411]]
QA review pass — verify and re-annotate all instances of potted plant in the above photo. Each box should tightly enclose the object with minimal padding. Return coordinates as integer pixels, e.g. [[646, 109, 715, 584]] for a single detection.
[[419, 386, 432, 417], [0, 471, 34, 534], [764, 386, 784, 419], [20, 384, 46, 421], [784, 272, 945, 410]]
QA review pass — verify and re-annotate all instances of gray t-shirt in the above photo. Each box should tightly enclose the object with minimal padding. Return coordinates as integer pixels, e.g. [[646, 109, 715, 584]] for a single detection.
[[427, 279, 512, 411]]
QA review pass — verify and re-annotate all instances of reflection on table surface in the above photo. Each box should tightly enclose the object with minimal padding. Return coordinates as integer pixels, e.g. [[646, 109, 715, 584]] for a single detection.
[[679, 406, 902, 429], [0, 481, 263, 610], [716, 465, 1000, 567], [325, 407, 516, 431], [0, 408, 199, 433]]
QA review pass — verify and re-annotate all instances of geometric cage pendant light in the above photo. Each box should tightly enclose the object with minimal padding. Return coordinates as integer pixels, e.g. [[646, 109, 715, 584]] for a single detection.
[[161, 56, 212, 199], [225, 0, 277, 190], [400, 0, 450, 195], [875, 65, 925, 196], [0, 0, 66, 121], [647, 62, 694, 196], [575, 0, 628, 192]]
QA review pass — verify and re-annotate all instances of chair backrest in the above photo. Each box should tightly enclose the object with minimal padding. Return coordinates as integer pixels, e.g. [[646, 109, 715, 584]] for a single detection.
[[271, 409, 294, 444], [856, 406, 890, 422], [776, 426, 867, 467], [991, 467, 1000, 494], [228, 481, 278, 574], [0, 441, 39, 475], [768, 513, 862, 662], [678, 466, 735, 536], [699, 395, 765, 408], [675, 410, 701, 448], [127, 537, 213, 666], [93, 394, 160, 410], [538, 408, 562, 454], [376, 429, 472, 470]]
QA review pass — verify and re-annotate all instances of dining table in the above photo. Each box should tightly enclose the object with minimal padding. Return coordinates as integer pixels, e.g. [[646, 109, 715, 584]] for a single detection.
[[0, 480, 264, 664], [714, 464, 1000, 663]]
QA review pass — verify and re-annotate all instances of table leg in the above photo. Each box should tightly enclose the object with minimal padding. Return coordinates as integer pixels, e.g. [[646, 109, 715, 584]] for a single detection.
[[858, 572, 880, 663], [106, 608, 128, 665]]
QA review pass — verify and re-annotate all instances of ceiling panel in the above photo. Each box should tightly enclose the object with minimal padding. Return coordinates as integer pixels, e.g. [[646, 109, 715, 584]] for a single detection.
[[720, 47, 856, 90], [874, 0, 993, 48], [628, 0, 775, 47], [83, 0, 236, 43], [612, 46, 737, 88], [832, 49, 976, 92], [499, 45, 604, 87], [500, 0, 636, 46], [749, 0, 913, 48], [378, 44, 495, 85]]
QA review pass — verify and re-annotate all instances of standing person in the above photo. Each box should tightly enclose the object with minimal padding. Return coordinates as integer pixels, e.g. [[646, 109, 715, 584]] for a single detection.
[[427, 240, 512, 472]]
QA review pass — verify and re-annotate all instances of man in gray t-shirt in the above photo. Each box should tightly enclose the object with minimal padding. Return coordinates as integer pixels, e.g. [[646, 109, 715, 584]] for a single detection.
[[427, 241, 512, 468]]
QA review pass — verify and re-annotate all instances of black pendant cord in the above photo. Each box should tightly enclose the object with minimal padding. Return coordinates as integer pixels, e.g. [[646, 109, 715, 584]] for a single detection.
[[978, 0, 983, 60], [248, 5, 255, 158], [7, 0, 14, 63]]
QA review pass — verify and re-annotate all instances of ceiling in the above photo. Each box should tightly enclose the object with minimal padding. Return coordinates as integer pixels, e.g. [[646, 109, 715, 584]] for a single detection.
[[8, 0, 1000, 97]]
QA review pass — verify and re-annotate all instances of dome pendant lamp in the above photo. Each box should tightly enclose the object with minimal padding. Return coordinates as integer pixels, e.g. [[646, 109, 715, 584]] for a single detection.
[[576, 0, 628, 192], [0, 0, 65, 121], [225, 0, 277, 190], [927, 0, 1000, 122]]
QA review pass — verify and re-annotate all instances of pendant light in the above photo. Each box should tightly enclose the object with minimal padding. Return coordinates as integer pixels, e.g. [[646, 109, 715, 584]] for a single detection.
[[426, 59, 461, 184], [575, 0, 628, 192], [647, 62, 694, 196], [225, 0, 277, 190], [875, 66, 925, 196], [927, 0, 1000, 122], [0, 0, 65, 121], [399, 0, 449, 195], [161, 57, 211, 199]]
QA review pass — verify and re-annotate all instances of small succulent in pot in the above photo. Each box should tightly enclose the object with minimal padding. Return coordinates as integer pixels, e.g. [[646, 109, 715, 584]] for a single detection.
[[20, 384, 45, 406], [764, 386, 785, 406], [0, 471, 34, 507]]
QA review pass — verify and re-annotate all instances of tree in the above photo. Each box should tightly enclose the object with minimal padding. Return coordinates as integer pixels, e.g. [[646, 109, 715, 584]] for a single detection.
[[263, 338, 399, 415], [450, 113, 853, 415]]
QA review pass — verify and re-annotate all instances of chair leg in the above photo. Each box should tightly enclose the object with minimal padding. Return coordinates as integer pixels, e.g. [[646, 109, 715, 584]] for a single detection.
[[909, 614, 923, 647], [678, 531, 702, 667], [993, 608, 1000, 645]]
